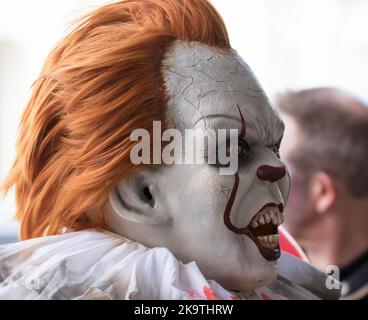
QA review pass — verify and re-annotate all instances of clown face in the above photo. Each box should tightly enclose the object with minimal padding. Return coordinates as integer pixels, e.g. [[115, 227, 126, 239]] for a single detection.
[[104, 41, 291, 291]]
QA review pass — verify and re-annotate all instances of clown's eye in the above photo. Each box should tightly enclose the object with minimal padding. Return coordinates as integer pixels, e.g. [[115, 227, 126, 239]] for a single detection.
[[227, 138, 250, 159], [272, 144, 281, 159], [214, 138, 250, 168]]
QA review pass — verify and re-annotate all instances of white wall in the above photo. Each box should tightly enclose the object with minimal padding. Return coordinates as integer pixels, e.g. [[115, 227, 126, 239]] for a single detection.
[[1, 0, 367, 238], [212, 0, 368, 100], [0, 0, 108, 237]]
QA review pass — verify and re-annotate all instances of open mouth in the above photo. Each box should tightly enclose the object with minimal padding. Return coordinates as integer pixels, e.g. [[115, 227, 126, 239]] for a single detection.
[[245, 203, 284, 261]]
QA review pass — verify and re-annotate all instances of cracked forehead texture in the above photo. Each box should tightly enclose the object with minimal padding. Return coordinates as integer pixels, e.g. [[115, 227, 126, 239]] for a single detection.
[[162, 41, 284, 147]]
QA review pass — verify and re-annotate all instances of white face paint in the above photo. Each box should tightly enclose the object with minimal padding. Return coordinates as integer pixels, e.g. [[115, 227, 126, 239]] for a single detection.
[[104, 41, 291, 291]]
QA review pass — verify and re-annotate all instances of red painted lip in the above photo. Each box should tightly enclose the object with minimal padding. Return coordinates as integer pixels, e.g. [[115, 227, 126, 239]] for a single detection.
[[244, 202, 284, 261]]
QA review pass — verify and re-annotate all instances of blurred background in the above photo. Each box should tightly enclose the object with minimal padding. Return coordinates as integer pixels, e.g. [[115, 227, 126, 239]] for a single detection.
[[1, 0, 368, 243]]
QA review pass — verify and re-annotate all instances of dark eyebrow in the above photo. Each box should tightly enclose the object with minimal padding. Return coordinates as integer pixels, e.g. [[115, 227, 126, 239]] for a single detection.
[[193, 114, 241, 127]]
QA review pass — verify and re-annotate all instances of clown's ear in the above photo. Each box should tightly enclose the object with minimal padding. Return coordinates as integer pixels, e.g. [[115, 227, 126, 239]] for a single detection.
[[108, 170, 170, 225]]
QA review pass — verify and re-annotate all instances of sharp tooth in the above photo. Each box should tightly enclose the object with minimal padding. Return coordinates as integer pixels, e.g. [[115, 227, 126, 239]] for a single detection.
[[262, 235, 268, 243], [274, 213, 279, 226], [270, 211, 277, 225], [258, 215, 265, 225], [274, 212, 278, 225], [264, 212, 271, 223], [274, 234, 280, 243], [269, 235, 274, 244], [273, 234, 279, 244], [251, 220, 259, 228]]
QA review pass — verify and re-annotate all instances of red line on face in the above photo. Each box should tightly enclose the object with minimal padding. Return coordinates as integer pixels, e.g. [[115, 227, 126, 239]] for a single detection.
[[223, 172, 245, 234], [223, 106, 248, 235]]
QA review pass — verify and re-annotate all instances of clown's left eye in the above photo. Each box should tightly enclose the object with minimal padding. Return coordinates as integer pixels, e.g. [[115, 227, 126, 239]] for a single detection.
[[214, 138, 250, 168], [272, 144, 281, 158], [227, 138, 250, 159]]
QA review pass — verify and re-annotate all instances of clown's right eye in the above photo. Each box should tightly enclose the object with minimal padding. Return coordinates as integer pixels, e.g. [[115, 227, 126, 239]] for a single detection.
[[215, 138, 250, 168], [226, 138, 250, 159]]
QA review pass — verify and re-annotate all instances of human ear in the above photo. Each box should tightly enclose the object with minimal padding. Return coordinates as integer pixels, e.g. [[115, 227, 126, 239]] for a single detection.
[[310, 172, 336, 214], [108, 170, 171, 225]]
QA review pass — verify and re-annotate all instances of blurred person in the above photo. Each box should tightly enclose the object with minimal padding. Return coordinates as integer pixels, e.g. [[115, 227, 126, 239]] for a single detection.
[[277, 88, 368, 299]]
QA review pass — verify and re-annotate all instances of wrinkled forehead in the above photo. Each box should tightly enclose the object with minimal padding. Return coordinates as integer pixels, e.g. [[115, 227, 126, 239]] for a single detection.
[[161, 41, 284, 146]]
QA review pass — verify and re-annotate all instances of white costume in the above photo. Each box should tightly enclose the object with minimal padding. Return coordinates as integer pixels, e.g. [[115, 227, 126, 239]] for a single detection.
[[0, 229, 339, 300]]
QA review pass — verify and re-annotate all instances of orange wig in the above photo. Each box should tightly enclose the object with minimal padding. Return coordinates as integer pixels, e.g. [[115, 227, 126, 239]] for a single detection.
[[1, 0, 231, 240]]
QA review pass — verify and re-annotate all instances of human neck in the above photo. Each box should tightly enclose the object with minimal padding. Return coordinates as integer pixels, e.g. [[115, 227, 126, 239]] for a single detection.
[[302, 203, 368, 271]]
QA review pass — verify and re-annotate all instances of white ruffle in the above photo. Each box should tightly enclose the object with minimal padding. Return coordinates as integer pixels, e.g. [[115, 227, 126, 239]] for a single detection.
[[0, 229, 241, 299], [0, 229, 336, 300]]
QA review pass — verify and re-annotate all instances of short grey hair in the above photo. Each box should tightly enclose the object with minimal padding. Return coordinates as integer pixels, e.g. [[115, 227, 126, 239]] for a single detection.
[[277, 87, 368, 198]]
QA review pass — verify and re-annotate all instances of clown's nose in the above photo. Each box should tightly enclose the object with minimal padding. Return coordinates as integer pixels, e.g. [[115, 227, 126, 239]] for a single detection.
[[257, 165, 286, 183]]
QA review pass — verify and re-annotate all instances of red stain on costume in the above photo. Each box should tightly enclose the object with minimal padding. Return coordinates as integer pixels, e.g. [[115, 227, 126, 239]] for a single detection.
[[260, 292, 272, 300], [203, 286, 219, 300], [186, 290, 202, 299]]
